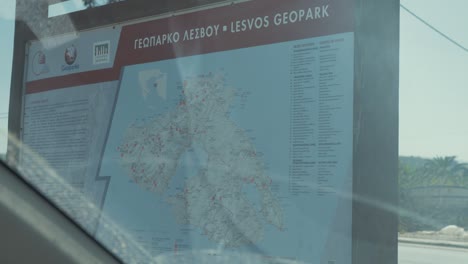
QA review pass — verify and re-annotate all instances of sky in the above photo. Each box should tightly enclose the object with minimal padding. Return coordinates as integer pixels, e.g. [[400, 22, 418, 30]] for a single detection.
[[399, 0, 468, 162], [49, 0, 110, 17], [1, 0, 468, 162], [0, 0, 15, 155]]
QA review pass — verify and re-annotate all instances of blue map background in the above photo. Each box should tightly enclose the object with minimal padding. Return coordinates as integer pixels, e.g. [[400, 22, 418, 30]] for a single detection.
[[97, 32, 354, 263]]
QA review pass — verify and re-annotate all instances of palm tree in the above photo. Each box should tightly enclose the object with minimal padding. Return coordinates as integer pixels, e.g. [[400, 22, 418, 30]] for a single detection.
[[82, 0, 95, 8], [423, 156, 468, 186], [82, 0, 126, 8], [462, 164, 468, 187]]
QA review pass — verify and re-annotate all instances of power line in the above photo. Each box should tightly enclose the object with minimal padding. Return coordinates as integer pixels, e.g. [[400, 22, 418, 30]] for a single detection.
[[400, 4, 468, 53]]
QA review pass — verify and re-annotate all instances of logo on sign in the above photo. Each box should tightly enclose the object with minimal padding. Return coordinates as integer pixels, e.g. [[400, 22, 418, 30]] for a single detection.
[[65, 45, 77, 65], [62, 45, 80, 71], [93, 41, 110, 64], [32, 51, 49, 76]]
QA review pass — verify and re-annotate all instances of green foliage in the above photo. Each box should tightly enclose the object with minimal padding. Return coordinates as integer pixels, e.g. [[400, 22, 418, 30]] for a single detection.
[[399, 156, 468, 188], [82, 0, 96, 8], [82, 0, 127, 8], [399, 156, 468, 232]]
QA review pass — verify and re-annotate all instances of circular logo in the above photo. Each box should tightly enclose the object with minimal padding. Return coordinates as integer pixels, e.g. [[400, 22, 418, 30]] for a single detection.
[[64, 45, 77, 65], [32, 51, 49, 76]]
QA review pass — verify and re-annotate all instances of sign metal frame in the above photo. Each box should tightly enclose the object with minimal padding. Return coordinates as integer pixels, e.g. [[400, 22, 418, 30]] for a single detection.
[[9, 1, 399, 263]]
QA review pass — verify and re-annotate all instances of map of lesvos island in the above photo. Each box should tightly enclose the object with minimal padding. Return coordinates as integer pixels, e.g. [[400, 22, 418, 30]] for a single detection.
[[119, 71, 283, 247], [97, 31, 354, 263]]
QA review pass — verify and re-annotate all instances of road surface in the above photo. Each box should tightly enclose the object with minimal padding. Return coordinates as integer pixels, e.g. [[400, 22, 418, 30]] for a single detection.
[[399, 243, 468, 264]]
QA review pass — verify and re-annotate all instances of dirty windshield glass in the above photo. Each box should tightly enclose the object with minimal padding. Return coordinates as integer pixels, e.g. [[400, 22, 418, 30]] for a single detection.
[[0, 0, 467, 263]]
